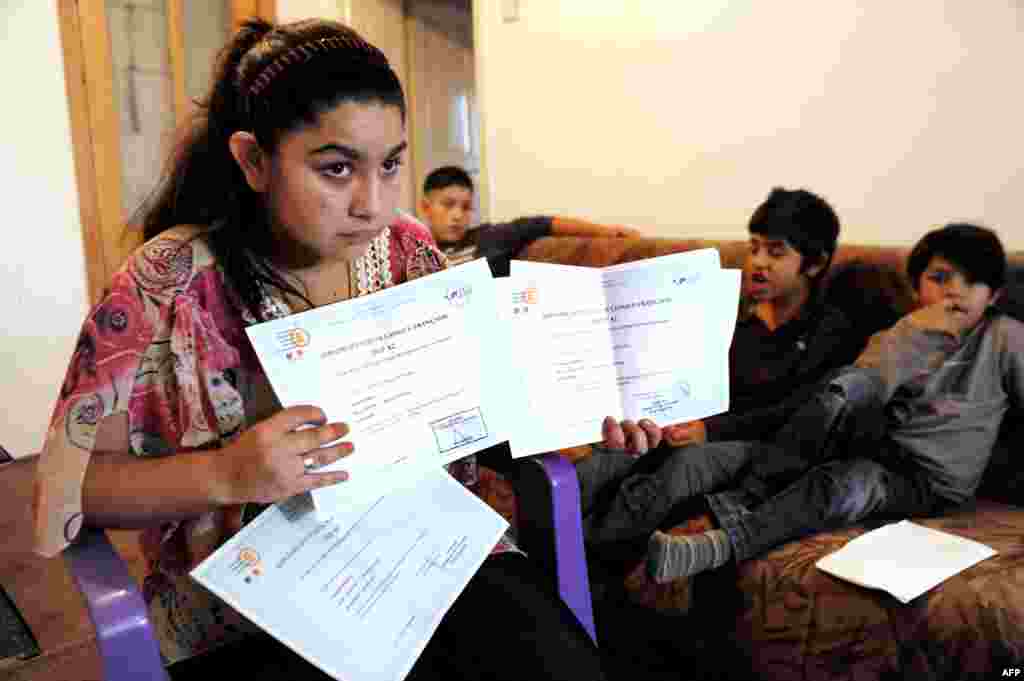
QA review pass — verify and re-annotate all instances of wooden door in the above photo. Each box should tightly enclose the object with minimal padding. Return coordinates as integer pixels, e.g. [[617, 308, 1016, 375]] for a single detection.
[[57, 0, 271, 303], [404, 0, 481, 215]]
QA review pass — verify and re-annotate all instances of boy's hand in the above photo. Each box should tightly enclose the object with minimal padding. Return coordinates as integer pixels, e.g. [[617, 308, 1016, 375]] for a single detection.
[[663, 420, 707, 447], [552, 217, 642, 239], [909, 301, 972, 342], [600, 416, 663, 455]]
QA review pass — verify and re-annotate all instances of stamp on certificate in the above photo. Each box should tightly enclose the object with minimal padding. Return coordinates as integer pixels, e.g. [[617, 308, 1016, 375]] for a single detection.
[[430, 408, 488, 453]]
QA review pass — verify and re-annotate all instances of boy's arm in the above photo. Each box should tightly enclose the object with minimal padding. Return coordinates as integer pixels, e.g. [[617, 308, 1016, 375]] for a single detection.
[[549, 216, 642, 239], [475, 217, 555, 277], [854, 303, 963, 403], [475, 216, 641, 277]]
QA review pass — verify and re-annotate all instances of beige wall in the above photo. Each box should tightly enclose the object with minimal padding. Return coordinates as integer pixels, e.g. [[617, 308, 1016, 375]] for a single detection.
[[474, 1, 1024, 250], [0, 1, 90, 457]]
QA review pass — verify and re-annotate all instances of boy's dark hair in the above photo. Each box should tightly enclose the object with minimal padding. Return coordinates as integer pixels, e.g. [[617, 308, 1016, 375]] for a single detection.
[[749, 188, 841, 280], [139, 18, 404, 322], [906, 223, 1006, 292], [423, 166, 474, 195]]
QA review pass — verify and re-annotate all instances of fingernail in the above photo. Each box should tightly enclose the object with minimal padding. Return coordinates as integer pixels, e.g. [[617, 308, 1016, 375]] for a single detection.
[[342, 442, 355, 453], [338, 471, 349, 481]]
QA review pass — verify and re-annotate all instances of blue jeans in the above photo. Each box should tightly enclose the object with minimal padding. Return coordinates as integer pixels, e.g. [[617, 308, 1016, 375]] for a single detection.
[[711, 448, 942, 562]]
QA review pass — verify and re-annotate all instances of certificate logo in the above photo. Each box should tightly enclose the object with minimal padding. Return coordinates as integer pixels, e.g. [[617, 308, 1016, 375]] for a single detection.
[[232, 547, 263, 583], [444, 285, 473, 308], [276, 327, 310, 361], [511, 287, 538, 315], [512, 287, 538, 305]]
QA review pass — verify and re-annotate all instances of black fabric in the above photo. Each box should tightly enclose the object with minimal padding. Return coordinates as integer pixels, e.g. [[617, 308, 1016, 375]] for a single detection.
[[0, 585, 38, 665], [406, 552, 605, 681], [703, 302, 863, 443], [169, 553, 604, 681], [474, 217, 553, 277]]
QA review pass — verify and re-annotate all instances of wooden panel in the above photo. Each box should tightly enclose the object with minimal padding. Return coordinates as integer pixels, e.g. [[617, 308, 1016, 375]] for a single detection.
[[232, 0, 276, 29], [76, 1, 139, 290], [56, 0, 108, 305], [167, 0, 189, 125]]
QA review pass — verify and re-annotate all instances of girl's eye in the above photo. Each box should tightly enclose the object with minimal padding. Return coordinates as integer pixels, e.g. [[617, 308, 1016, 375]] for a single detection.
[[381, 157, 404, 177], [323, 162, 353, 179], [768, 247, 786, 258], [929, 271, 950, 284]]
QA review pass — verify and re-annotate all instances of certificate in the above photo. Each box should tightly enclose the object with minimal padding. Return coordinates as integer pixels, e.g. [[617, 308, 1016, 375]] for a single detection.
[[191, 467, 509, 681], [503, 251, 740, 457], [246, 258, 509, 514]]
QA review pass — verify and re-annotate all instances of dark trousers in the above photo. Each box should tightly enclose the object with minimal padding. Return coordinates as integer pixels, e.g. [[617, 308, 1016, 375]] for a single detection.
[[170, 553, 604, 681]]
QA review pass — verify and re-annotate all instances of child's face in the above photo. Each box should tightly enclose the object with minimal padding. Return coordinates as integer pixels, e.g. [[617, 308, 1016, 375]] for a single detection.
[[745, 233, 814, 305], [421, 185, 473, 243], [917, 255, 997, 332], [261, 101, 406, 265]]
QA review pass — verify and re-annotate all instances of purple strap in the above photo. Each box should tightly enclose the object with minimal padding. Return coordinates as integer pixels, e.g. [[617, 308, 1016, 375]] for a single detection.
[[535, 453, 597, 642], [64, 528, 169, 680]]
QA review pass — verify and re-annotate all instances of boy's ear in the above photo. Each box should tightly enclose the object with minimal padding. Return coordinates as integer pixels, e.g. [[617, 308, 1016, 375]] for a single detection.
[[228, 132, 268, 193], [803, 253, 828, 280], [990, 288, 1004, 306], [418, 197, 434, 223]]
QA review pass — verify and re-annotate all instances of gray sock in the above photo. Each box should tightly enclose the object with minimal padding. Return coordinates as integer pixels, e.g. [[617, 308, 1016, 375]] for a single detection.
[[647, 529, 732, 583]]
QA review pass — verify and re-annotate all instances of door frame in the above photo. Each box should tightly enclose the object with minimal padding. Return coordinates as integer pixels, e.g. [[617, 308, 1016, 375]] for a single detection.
[[57, 0, 275, 303]]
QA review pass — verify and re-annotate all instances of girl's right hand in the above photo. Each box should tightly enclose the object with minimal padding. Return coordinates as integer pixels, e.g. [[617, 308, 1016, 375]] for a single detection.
[[212, 405, 353, 505]]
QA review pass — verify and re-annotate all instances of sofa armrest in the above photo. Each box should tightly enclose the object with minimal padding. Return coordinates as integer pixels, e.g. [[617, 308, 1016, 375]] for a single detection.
[[64, 528, 169, 681], [510, 453, 597, 643]]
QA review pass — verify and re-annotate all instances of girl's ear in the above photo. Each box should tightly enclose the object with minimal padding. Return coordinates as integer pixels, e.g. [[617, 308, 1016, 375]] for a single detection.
[[228, 131, 269, 193]]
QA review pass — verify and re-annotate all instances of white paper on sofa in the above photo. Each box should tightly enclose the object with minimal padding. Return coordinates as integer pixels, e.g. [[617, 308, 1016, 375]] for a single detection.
[[815, 519, 997, 604], [501, 249, 741, 457]]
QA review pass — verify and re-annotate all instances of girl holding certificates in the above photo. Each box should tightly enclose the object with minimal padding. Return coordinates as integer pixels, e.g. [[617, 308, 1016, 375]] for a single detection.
[[34, 18, 604, 681]]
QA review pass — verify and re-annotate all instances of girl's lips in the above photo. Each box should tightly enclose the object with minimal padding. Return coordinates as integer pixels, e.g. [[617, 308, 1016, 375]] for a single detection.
[[337, 230, 379, 244]]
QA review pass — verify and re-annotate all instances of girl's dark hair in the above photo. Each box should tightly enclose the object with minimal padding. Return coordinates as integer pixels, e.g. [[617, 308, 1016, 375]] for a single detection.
[[139, 18, 405, 320], [906, 223, 1006, 292]]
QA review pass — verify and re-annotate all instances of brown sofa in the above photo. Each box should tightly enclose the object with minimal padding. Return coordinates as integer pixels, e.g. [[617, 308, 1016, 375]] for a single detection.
[[506, 234, 1024, 681]]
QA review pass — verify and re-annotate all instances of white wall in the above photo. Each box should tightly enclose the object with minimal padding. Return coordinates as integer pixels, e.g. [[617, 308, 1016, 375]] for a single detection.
[[0, 1, 90, 457], [474, 1, 1024, 250]]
